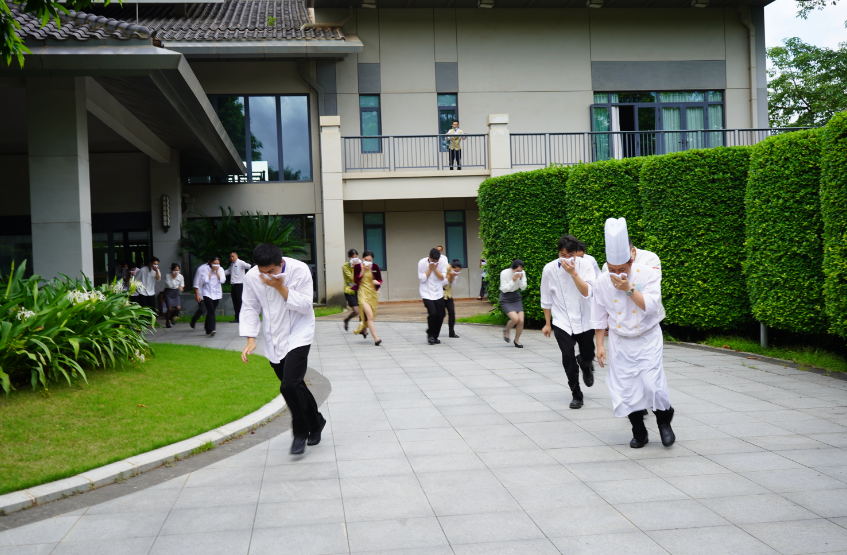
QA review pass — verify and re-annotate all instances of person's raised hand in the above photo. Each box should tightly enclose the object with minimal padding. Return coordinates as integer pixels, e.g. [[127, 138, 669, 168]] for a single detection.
[[562, 259, 577, 276], [260, 272, 285, 293], [610, 273, 631, 292]]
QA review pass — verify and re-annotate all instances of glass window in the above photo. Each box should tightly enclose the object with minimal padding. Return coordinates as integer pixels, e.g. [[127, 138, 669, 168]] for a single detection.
[[659, 91, 705, 103], [708, 91, 723, 102], [0, 235, 33, 277], [444, 210, 467, 268], [438, 94, 459, 150], [610, 92, 656, 103], [437, 94, 458, 107], [593, 93, 608, 104], [189, 95, 311, 184], [360, 95, 381, 153], [363, 212, 386, 269]]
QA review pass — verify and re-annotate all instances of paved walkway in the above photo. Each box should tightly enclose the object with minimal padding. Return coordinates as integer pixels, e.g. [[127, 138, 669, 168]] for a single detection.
[[319, 298, 493, 323], [3, 321, 847, 555]]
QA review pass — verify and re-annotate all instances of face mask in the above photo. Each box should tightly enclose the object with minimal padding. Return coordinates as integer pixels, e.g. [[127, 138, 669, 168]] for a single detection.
[[212, 263, 220, 268], [350, 258, 359, 265], [611, 272, 628, 281], [130, 269, 138, 276], [363, 260, 373, 268], [172, 271, 180, 276], [152, 264, 158, 268], [559, 257, 574, 266]]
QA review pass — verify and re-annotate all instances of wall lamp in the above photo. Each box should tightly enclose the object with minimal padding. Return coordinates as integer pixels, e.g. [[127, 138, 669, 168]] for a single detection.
[[361, 0, 377, 8], [691, 0, 709, 6], [162, 195, 171, 233], [478, 0, 496, 7], [586, 0, 604, 8]]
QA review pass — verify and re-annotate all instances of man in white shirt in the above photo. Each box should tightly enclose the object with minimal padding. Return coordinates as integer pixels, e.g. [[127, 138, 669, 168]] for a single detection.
[[226, 250, 252, 324], [419, 248, 448, 345], [198, 255, 225, 336], [240, 243, 323, 455], [137, 257, 161, 310], [541, 235, 597, 409], [445, 121, 466, 170], [576, 241, 602, 277], [592, 217, 674, 449], [190, 258, 210, 330]]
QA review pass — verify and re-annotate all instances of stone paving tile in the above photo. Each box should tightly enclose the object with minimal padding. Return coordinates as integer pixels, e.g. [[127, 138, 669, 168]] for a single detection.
[[8, 321, 847, 554]]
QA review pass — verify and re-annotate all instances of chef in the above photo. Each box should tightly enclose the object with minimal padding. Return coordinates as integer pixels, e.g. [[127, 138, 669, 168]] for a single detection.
[[591, 217, 675, 448], [601, 239, 661, 273]]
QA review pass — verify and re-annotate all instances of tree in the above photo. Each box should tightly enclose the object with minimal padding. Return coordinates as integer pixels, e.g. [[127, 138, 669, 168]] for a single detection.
[[796, 0, 841, 19], [768, 38, 847, 127], [2, 0, 119, 66]]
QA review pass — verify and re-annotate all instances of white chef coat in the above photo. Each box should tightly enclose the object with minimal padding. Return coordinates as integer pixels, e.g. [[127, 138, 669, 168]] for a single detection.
[[582, 254, 602, 277], [137, 265, 160, 297], [590, 263, 670, 417], [602, 248, 661, 273], [540, 257, 595, 335], [200, 265, 226, 300], [418, 257, 448, 300], [499, 268, 528, 293], [226, 259, 252, 285], [193, 263, 209, 292], [239, 258, 315, 364], [165, 273, 185, 290]]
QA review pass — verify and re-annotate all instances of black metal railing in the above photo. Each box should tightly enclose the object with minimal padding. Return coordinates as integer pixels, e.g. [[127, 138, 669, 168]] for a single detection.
[[343, 134, 488, 172], [511, 128, 812, 167]]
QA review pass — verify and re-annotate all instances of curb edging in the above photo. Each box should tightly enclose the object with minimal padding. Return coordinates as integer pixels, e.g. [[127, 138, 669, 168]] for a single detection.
[[0, 395, 287, 515]]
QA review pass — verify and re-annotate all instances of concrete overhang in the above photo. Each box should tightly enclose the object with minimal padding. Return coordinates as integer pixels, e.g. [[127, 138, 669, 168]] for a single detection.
[[1, 42, 245, 178], [160, 34, 363, 59]]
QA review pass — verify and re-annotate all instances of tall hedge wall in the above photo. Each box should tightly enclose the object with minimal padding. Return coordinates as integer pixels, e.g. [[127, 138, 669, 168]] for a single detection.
[[566, 158, 646, 266], [745, 129, 825, 334], [641, 147, 752, 330], [477, 166, 569, 321], [821, 112, 847, 338]]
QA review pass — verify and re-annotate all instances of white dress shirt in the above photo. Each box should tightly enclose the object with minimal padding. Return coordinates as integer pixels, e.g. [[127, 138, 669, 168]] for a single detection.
[[590, 263, 665, 337], [137, 265, 160, 297], [602, 248, 662, 273], [239, 258, 316, 364], [165, 273, 185, 289], [201, 265, 226, 300], [193, 263, 209, 291], [418, 257, 448, 300], [540, 257, 595, 335], [499, 268, 528, 293], [583, 254, 602, 277], [226, 259, 252, 285]]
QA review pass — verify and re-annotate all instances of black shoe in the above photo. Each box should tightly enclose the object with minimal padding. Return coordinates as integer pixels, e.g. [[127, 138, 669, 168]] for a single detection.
[[654, 408, 676, 447], [231, 319, 239, 323], [428, 337, 437, 345], [434, 338, 441, 344], [514, 342, 524, 348], [630, 434, 649, 449], [344, 318, 350, 331], [308, 415, 326, 446], [504, 329, 510, 343], [210, 330, 216, 337], [449, 333, 460, 338], [190, 320, 196, 329], [165, 321, 171, 329], [375, 340, 382, 346], [569, 397, 583, 409], [577, 354, 595, 387], [291, 435, 307, 455]]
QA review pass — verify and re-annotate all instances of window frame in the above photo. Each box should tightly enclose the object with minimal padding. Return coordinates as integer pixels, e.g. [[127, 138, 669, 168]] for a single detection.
[[363, 212, 387, 270], [359, 94, 382, 154], [443, 210, 468, 269], [205, 93, 313, 184]]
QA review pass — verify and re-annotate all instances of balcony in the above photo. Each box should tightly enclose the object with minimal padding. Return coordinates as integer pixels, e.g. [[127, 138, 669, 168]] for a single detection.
[[342, 134, 488, 173]]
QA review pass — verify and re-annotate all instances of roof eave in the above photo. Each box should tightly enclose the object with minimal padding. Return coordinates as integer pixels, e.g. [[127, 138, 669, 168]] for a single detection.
[[160, 35, 363, 58]]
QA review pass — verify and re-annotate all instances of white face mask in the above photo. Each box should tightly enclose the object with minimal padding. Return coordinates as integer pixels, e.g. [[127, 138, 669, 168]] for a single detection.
[[559, 257, 574, 266], [152, 264, 158, 268], [611, 272, 628, 281], [130, 269, 138, 276], [172, 271, 180, 276], [350, 258, 359, 266], [363, 260, 373, 268], [212, 263, 220, 268]]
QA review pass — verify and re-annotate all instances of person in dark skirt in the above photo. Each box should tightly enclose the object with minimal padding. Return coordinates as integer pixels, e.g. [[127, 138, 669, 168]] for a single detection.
[[500, 259, 528, 348], [163, 263, 185, 328], [342, 248, 361, 331]]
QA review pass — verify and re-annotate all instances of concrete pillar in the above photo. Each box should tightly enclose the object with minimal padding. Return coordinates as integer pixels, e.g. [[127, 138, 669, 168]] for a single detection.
[[150, 149, 182, 294], [487, 114, 512, 178], [27, 77, 93, 281], [320, 116, 347, 307]]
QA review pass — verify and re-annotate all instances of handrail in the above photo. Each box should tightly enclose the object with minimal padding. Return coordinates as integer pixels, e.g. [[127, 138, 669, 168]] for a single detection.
[[343, 134, 488, 173]]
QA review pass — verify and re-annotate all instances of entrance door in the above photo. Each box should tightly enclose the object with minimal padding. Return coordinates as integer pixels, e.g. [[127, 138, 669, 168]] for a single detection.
[[636, 107, 658, 156]]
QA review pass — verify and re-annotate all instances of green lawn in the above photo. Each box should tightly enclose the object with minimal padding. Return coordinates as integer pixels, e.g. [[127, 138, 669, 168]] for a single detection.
[[698, 336, 847, 374], [0, 344, 278, 495], [457, 311, 509, 326], [314, 306, 344, 318], [174, 305, 343, 323]]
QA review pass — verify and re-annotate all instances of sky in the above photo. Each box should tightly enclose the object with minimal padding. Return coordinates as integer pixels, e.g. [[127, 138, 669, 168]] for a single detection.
[[765, 0, 847, 49]]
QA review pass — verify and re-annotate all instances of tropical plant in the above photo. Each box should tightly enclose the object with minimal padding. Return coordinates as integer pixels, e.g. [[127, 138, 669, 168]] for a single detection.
[[179, 207, 240, 264], [233, 211, 308, 261], [0, 261, 154, 395]]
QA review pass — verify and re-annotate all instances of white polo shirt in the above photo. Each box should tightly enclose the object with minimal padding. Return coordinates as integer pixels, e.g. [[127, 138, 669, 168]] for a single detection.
[[418, 256, 448, 300]]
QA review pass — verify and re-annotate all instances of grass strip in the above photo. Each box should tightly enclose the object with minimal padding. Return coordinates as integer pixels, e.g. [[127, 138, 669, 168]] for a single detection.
[[457, 311, 509, 326], [0, 343, 277, 495], [698, 336, 847, 374]]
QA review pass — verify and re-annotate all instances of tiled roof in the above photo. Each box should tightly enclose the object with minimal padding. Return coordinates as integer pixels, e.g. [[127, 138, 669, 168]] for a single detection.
[[10, 2, 152, 41], [91, 0, 345, 42]]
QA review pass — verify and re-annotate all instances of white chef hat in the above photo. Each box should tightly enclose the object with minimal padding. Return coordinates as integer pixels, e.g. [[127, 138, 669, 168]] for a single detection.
[[605, 217, 631, 265]]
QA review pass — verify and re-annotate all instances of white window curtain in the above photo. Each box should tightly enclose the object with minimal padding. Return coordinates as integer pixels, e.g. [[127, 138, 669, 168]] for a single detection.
[[708, 104, 725, 147], [686, 107, 705, 149], [663, 107, 683, 153], [611, 106, 623, 160]]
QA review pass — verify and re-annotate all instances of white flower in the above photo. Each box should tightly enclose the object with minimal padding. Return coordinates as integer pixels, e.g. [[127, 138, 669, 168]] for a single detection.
[[15, 308, 35, 321], [110, 282, 124, 294], [129, 279, 145, 296], [66, 288, 106, 305], [134, 349, 146, 363]]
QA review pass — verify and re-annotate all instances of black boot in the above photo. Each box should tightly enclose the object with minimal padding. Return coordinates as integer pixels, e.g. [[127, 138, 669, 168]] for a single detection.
[[628, 411, 649, 448], [569, 389, 584, 409], [576, 354, 595, 388], [654, 407, 676, 447]]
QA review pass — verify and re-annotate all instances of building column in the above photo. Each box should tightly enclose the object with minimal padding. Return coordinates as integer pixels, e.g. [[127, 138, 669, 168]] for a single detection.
[[487, 114, 512, 178], [320, 116, 347, 307], [150, 149, 182, 294], [27, 77, 93, 281]]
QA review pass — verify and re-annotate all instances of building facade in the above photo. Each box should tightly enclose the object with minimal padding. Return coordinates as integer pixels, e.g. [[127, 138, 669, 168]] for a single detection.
[[0, 0, 770, 304]]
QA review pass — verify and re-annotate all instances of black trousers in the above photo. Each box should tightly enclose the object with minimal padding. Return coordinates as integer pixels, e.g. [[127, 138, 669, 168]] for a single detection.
[[138, 295, 155, 309], [449, 149, 462, 169], [202, 297, 219, 333], [444, 298, 456, 335], [231, 283, 244, 321], [423, 298, 446, 339], [271, 345, 321, 439], [479, 279, 487, 299], [191, 296, 206, 324], [552, 327, 596, 399]]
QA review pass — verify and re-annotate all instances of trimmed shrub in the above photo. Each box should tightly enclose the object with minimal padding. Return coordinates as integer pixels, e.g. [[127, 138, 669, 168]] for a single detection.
[[641, 147, 752, 330], [477, 166, 570, 321], [745, 129, 825, 334], [821, 111, 847, 338], [566, 157, 647, 266]]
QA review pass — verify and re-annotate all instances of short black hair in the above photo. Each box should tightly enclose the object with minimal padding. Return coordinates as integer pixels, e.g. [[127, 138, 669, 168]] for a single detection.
[[150, 257, 159, 263], [451, 259, 461, 268], [576, 240, 587, 253], [228, 250, 238, 256], [429, 248, 441, 260], [511, 259, 524, 270], [253, 243, 282, 267], [557, 235, 580, 253], [210, 256, 221, 264], [347, 249, 359, 257], [362, 250, 375, 259], [170, 263, 180, 271]]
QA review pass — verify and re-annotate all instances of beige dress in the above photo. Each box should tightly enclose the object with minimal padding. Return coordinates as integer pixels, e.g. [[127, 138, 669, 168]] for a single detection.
[[354, 266, 379, 335]]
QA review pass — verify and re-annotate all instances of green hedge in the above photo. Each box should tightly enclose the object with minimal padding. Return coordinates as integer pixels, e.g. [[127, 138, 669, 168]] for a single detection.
[[745, 129, 825, 334], [566, 158, 646, 266], [477, 166, 569, 321], [821, 112, 847, 338], [641, 147, 752, 330]]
